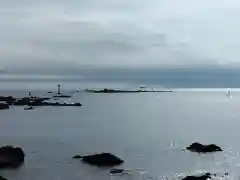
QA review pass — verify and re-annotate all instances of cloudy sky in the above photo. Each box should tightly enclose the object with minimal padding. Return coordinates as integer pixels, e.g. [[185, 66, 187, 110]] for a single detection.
[[1, 0, 240, 69]]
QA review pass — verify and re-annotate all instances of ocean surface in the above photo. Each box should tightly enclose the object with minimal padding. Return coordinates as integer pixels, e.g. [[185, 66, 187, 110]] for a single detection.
[[0, 80, 240, 180]]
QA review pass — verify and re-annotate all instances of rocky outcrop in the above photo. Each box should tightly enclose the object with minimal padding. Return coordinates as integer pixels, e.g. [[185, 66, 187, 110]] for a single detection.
[[73, 155, 82, 159], [73, 153, 124, 167], [109, 168, 125, 174], [182, 173, 211, 180], [186, 142, 222, 153], [14, 97, 82, 107], [0, 103, 9, 110], [0, 96, 16, 105], [0, 176, 7, 180], [0, 95, 82, 107], [0, 146, 25, 168], [14, 97, 43, 106]]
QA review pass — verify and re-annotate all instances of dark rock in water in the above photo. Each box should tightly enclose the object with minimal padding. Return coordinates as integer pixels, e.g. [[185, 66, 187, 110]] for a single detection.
[[0, 96, 15, 101], [186, 142, 222, 153], [73, 153, 124, 167], [109, 168, 125, 174], [224, 172, 229, 176], [73, 155, 82, 159], [0, 103, 9, 110], [53, 95, 71, 98], [14, 97, 42, 106], [13, 96, 82, 107], [182, 173, 211, 180], [0, 176, 7, 180], [0, 146, 25, 168], [205, 173, 211, 177], [0, 96, 16, 105]]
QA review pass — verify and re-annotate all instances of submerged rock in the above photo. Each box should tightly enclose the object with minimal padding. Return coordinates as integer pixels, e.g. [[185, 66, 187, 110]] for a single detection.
[[109, 168, 125, 174], [182, 173, 211, 180], [186, 142, 222, 153], [24, 106, 34, 110], [0, 103, 9, 110], [0, 146, 25, 168], [73, 153, 124, 167]]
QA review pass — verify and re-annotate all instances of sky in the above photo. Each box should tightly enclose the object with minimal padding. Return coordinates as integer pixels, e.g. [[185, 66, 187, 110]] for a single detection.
[[1, 0, 240, 70]]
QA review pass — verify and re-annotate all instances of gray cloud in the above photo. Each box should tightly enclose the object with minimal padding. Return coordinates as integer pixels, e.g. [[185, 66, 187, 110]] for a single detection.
[[0, 0, 240, 69]]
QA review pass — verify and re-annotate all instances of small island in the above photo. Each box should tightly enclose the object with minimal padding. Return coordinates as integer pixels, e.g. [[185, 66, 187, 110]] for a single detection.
[[85, 88, 172, 93]]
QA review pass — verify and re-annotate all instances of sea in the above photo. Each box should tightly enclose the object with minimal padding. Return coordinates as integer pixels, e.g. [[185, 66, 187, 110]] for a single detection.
[[0, 77, 240, 180]]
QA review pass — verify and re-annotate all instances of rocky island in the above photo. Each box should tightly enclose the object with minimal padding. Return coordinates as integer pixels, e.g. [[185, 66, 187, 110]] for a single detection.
[[85, 88, 172, 93], [73, 153, 124, 167], [0, 96, 82, 108], [186, 142, 222, 153]]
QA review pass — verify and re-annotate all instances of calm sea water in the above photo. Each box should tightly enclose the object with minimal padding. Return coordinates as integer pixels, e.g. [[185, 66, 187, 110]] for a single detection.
[[0, 80, 240, 180]]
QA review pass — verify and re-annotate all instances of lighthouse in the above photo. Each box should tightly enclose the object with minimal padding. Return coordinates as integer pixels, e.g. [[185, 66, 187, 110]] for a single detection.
[[57, 84, 61, 94]]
